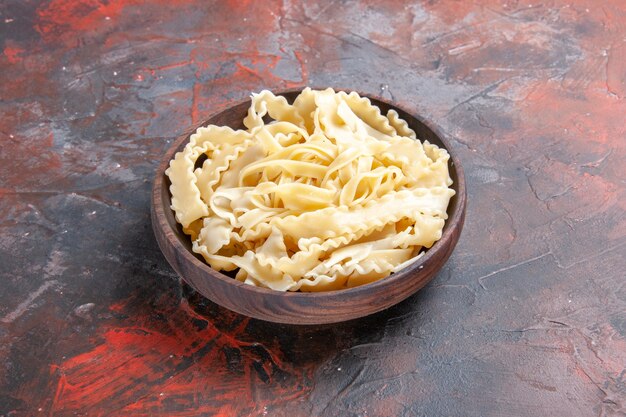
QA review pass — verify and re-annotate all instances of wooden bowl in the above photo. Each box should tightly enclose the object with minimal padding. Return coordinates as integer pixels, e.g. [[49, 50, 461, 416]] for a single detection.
[[151, 90, 466, 324]]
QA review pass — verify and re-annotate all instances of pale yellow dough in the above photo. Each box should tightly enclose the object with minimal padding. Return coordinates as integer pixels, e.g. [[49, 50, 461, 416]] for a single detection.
[[166, 88, 455, 291]]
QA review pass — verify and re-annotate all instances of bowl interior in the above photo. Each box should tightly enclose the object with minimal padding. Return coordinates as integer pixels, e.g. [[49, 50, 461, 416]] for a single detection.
[[158, 90, 465, 297]]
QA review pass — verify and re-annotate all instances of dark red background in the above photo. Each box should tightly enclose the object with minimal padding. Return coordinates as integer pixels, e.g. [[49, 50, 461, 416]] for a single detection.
[[1, 0, 625, 416]]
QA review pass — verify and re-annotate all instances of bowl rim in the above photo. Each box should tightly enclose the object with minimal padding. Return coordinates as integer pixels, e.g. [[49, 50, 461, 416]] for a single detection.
[[152, 87, 466, 299]]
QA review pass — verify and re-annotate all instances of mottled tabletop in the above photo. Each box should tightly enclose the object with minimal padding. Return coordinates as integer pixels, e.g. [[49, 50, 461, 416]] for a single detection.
[[1, 1, 625, 416]]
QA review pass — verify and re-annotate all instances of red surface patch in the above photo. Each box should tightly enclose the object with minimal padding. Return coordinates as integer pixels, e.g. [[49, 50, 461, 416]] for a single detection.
[[48, 296, 313, 415], [35, 0, 196, 44], [36, 0, 128, 40], [3, 45, 25, 64]]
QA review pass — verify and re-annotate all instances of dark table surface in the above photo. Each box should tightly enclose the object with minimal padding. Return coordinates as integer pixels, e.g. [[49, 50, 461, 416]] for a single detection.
[[1, 1, 625, 416]]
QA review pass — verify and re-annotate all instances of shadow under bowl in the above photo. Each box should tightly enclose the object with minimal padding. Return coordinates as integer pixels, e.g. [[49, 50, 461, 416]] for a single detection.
[[151, 89, 467, 325]]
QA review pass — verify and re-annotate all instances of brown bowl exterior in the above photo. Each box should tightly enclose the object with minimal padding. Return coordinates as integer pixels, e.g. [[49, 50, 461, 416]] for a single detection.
[[151, 90, 467, 324]]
